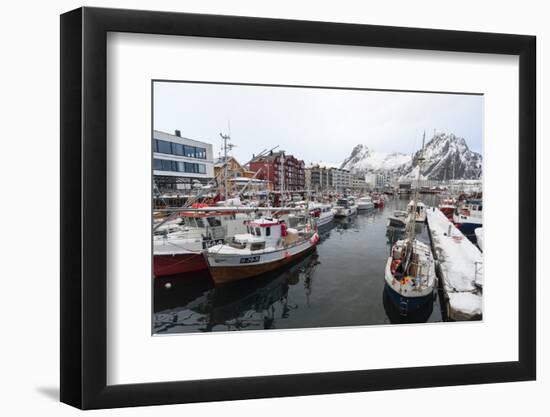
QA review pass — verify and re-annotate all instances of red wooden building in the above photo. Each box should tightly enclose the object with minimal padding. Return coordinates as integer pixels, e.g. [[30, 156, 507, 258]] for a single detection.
[[249, 151, 305, 191]]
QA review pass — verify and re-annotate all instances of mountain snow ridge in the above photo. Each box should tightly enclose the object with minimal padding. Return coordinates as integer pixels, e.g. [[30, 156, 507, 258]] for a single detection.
[[340, 133, 482, 180]]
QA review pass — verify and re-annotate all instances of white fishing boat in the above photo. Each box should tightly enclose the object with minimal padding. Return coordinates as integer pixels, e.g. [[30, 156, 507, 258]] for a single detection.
[[357, 196, 375, 211], [309, 202, 334, 227], [153, 210, 249, 277], [153, 217, 184, 235], [384, 132, 436, 315], [333, 197, 358, 217], [387, 210, 408, 228], [407, 200, 427, 223], [205, 218, 319, 285]]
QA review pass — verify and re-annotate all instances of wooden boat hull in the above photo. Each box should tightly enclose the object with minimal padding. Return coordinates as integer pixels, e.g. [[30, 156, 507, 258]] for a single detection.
[[206, 239, 318, 286]]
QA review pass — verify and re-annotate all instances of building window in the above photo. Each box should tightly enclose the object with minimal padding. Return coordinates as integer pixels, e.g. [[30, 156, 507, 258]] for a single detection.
[[156, 140, 172, 154], [195, 147, 207, 159], [160, 159, 172, 171], [184, 145, 196, 158], [154, 138, 208, 161], [172, 143, 184, 156], [183, 162, 194, 173], [153, 159, 208, 175]]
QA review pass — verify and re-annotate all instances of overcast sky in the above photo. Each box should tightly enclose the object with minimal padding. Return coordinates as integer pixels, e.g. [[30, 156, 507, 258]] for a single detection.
[[154, 81, 483, 165]]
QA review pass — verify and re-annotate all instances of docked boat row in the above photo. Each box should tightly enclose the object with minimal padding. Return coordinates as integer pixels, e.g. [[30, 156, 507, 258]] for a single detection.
[[154, 192, 383, 282]]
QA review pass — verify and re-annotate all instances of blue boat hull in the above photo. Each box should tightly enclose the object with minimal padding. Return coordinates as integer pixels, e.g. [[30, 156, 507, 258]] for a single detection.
[[384, 283, 434, 316], [455, 222, 482, 242]]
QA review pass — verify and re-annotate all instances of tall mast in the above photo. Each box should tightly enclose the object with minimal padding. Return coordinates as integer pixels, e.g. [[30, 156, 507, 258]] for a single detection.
[[219, 129, 234, 201], [406, 131, 425, 246]]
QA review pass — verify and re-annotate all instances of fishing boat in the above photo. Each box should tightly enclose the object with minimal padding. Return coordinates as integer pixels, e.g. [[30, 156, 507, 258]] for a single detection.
[[205, 218, 319, 285], [384, 132, 436, 315], [387, 210, 408, 228], [453, 199, 483, 240], [333, 197, 358, 217], [372, 193, 385, 208], [309, 202, 335, 227], [438, 197, 457, 219], [407, 200, 427, 223], [153, 210, 248, 277], [357, 196, 375, 211]]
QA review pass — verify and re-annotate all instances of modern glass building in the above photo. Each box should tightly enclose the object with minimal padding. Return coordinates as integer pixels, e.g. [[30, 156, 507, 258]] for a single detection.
[[153, 130, 214, 191]]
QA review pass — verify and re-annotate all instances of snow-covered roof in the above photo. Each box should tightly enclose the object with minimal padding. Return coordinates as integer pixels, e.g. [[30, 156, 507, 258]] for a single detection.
[[307, 161, 341, 170]]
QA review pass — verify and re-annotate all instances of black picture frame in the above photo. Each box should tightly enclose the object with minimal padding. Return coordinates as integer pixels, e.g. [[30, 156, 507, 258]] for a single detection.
[[60, 6, 536, 410]]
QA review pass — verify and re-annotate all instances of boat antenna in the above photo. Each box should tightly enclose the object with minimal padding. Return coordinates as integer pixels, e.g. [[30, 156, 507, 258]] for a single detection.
[[219, 129, 235, 201]]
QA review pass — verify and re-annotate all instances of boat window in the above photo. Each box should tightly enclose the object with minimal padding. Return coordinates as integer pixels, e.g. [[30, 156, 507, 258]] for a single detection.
[[229, 238, 246, 249], [266, 227, 271, 236], [255, 227, 261, 236], [250, 241, 266, 251], [207, 217, 221, 227], [195, 217, 205, 228]]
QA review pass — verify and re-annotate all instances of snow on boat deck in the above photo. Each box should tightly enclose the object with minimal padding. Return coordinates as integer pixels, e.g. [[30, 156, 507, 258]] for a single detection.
[[426, 208, 483, 320]]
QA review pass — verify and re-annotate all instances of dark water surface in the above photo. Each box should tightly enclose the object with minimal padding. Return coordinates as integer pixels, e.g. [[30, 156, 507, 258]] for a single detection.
[[153, 195, 446, 334]]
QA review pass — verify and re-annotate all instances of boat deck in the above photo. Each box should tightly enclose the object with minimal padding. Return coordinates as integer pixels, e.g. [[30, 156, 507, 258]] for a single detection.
[[426, 207, 483, 320]]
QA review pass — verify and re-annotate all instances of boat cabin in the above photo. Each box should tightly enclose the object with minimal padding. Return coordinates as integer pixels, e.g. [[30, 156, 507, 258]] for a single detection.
[[229, 218, 285, 251], [336, 198, 351, 208], [407, 200, 426, 215], [460, 199, 482, 215]]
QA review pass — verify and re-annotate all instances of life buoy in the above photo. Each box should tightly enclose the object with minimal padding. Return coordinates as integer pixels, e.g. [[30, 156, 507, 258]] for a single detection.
[[391, 259, 401, 274], [280, 222, 288, 237]]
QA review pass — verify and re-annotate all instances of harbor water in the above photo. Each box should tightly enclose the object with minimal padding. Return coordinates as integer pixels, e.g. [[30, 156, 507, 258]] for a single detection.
[[154, 195, 447, 334]]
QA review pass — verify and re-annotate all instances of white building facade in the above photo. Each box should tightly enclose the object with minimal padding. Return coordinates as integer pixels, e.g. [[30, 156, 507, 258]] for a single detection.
[[153, 129, 214, 191]]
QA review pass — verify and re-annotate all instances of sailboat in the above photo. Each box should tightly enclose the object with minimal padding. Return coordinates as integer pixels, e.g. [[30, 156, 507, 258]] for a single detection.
[[384, 132, 436, 315]]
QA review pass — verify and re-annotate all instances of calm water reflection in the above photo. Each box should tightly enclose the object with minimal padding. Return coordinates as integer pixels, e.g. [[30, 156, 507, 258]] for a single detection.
[[154, 195, 445, 334]]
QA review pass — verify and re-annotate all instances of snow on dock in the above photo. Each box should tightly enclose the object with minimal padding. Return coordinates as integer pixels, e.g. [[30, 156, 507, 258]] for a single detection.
[[426, 208, 483, 320]]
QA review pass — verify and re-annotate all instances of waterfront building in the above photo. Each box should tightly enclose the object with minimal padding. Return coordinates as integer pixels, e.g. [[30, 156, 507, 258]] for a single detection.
[[214, 156, 255, 179], [331, 167, 352, 192], [352, 174, 368, 192], [153, 130, 214, 192], [366, 172, 393, 189], [305, 163, 358, 192], [306, 163, 335, 192], [214, 156, 257, 195], [249, 151, 305, 191]]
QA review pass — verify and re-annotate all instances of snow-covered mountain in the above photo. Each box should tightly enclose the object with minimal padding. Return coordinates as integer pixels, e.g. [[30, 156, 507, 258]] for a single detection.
[[340, 145, 410, 173], [339, 133, 482, 180]]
